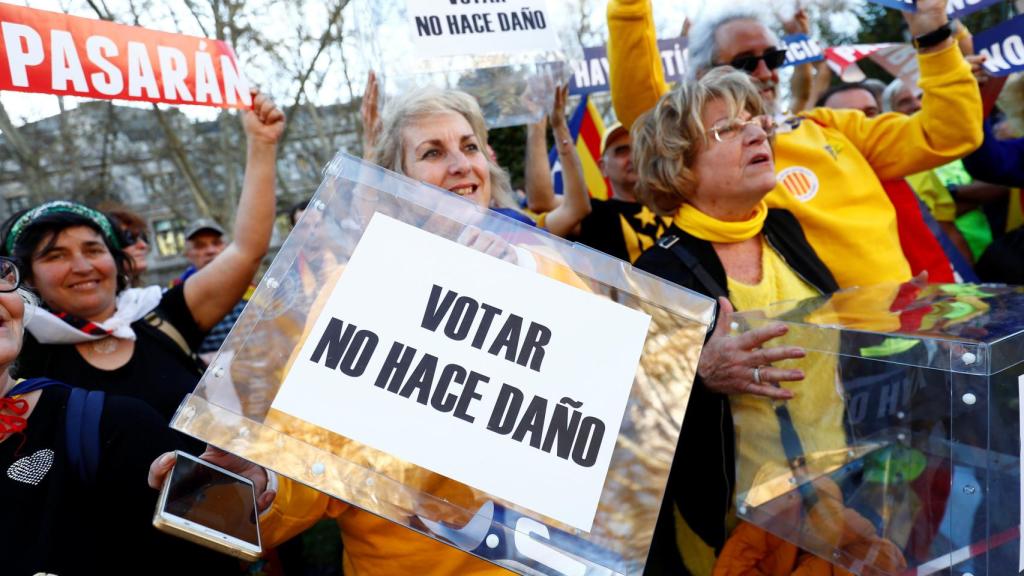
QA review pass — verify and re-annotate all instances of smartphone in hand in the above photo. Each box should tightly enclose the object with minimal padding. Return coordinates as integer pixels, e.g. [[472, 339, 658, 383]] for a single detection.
[[153, 450, 262, 561]]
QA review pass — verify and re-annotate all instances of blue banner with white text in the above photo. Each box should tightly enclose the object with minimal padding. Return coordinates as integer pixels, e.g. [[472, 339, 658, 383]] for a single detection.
[[780, 34, 825, 68], [975, 14, 1024, 77], [569, 38, 687, 96], [947, 0, 1003, 20]]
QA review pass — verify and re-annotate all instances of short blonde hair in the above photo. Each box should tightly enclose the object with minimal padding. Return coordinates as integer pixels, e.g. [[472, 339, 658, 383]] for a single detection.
[[370, 88, 516, 209], [632, 68, 769, 215]]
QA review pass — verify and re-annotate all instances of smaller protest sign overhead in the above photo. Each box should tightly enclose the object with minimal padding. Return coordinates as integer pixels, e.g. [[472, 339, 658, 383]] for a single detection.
[[406, 0, 561, 60], [353, 0, 579, 128], [0, 4, 250, 108]]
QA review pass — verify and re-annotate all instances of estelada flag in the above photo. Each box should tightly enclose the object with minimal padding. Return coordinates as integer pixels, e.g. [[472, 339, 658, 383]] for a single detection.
[[549, 95, 611, 200], [0, 4, 251, 108]]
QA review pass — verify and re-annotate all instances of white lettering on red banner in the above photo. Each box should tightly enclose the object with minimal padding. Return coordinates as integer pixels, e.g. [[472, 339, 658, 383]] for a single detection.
[[0, 4, 251, 108]]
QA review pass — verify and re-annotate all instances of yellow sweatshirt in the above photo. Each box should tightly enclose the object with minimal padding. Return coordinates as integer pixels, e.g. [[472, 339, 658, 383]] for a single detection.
[[260, 476, 511, 575], [607, 0, 983, 288]]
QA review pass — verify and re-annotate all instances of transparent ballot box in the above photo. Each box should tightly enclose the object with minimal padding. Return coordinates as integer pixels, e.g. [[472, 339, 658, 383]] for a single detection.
[[170, 152, 714, 575], [731, 282, 1024, 576]]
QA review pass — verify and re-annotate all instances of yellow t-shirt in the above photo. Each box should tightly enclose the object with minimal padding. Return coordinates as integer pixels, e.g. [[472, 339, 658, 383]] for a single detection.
[[725, 240, 846, 504], [906, 170, 957, 222]]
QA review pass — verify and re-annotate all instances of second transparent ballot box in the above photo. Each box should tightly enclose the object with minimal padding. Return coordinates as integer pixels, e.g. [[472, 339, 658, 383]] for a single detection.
[[731, 282, 1024, 576], [170, 153, 715, 575]]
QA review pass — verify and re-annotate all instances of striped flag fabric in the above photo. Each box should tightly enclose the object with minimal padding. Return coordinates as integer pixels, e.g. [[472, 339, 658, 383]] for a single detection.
[[549, 94, 611, 200]]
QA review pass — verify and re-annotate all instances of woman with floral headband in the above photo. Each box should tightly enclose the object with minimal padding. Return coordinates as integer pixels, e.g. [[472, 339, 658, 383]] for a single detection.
[[0, 90, 284, 423]]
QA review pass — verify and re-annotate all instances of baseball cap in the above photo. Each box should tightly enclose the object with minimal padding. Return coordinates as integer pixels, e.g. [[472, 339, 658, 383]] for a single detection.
[[185, 218, 226, 240], [600, 122, 629, 155]]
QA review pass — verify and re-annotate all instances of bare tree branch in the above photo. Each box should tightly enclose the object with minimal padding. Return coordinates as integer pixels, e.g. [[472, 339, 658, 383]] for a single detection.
[[278, 0, 349, 146], [0, 98, 57, 202], [150, 106, 216, 218]]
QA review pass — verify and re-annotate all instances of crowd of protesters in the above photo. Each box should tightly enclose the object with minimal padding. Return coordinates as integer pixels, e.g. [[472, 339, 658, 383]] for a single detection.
[[2, 0, 1024, 574]]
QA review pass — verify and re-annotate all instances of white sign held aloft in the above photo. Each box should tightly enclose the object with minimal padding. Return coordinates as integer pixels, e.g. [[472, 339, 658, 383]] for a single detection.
[[271, 213, 651, 532], [405, 0, 560, 59]]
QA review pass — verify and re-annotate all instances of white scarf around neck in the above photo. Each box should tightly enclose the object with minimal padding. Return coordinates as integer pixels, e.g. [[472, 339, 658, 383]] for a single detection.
[[26, 285, 163, 344]]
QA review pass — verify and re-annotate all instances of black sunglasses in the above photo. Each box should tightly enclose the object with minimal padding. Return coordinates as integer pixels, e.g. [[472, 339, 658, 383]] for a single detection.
[[717, 47, 788, 73], [122, 230, 149, 245]]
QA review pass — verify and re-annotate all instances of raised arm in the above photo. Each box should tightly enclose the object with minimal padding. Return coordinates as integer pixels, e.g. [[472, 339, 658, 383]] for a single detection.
[[361, 71, 381, 157], [539, 86, 591, 237], [784, 10, 812, 113], [184, 90, 285, 332], [607, 0, 669, 129], [524, 116, 561, 213], [802, 1, 982, 180]]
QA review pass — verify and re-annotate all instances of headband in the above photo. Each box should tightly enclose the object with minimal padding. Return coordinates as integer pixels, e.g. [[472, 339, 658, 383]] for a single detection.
[[5, 201, 122, 254]]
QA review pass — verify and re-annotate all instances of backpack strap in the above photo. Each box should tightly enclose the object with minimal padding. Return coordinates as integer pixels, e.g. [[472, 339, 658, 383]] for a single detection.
[[144, 311, 191, 357], [8, 377, 69, 396], [656, 235, 728, 336], [142, 311, 203, 374], [8, 378, 104, 485], [65, 387, 105, 485]]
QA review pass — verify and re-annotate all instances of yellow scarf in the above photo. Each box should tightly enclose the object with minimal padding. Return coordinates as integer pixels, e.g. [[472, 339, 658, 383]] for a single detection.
[[672, 199, 768, 243]]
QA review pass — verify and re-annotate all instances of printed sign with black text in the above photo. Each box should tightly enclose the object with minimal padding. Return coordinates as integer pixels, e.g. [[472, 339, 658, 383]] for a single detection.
[[405, 0, 560, 60], [271, 213, 651, 532]]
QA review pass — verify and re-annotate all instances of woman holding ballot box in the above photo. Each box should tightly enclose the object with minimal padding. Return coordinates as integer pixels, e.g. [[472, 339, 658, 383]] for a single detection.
[[0, 258, 226, 575], [0, 89, 284, 424], [149, 87, 587, 575], [630, 69, 904, 574]]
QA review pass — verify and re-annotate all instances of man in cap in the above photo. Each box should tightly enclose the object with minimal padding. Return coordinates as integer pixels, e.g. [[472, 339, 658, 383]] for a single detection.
[[182, 218, 227, 278], [179, 218, 251, 362]]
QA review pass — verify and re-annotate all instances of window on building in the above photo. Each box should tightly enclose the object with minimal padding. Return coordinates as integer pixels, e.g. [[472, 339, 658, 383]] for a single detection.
[[153, 218, 187, 257]]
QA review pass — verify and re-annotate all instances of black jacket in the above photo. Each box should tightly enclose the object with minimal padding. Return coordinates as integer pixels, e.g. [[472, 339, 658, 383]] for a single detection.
[[634, 209, 839, 575]]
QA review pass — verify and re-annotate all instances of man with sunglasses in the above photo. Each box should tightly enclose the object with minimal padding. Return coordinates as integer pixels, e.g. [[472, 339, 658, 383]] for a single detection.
[[607, 1, 982, 292]]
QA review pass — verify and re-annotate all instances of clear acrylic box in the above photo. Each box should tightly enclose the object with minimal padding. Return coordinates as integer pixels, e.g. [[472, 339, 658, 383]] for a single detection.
[[732, 282, 1024, 576], [171, 152, 714, 575]]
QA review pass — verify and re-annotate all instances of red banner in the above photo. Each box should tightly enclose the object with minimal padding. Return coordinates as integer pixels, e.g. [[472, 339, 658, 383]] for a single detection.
[[0, 4, 251, 108], [824, 43, 893, 82]]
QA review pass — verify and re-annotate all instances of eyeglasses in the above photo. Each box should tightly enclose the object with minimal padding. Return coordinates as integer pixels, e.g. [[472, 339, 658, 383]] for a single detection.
[[709, 115, 777, 143], [0, 257, 21, 293], [717, 47, 788, 73]]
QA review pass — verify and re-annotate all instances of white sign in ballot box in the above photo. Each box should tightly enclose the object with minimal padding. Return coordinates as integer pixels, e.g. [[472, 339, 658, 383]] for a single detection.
[[170, 153, 715, 575], [731, 282, 1024, 576]]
